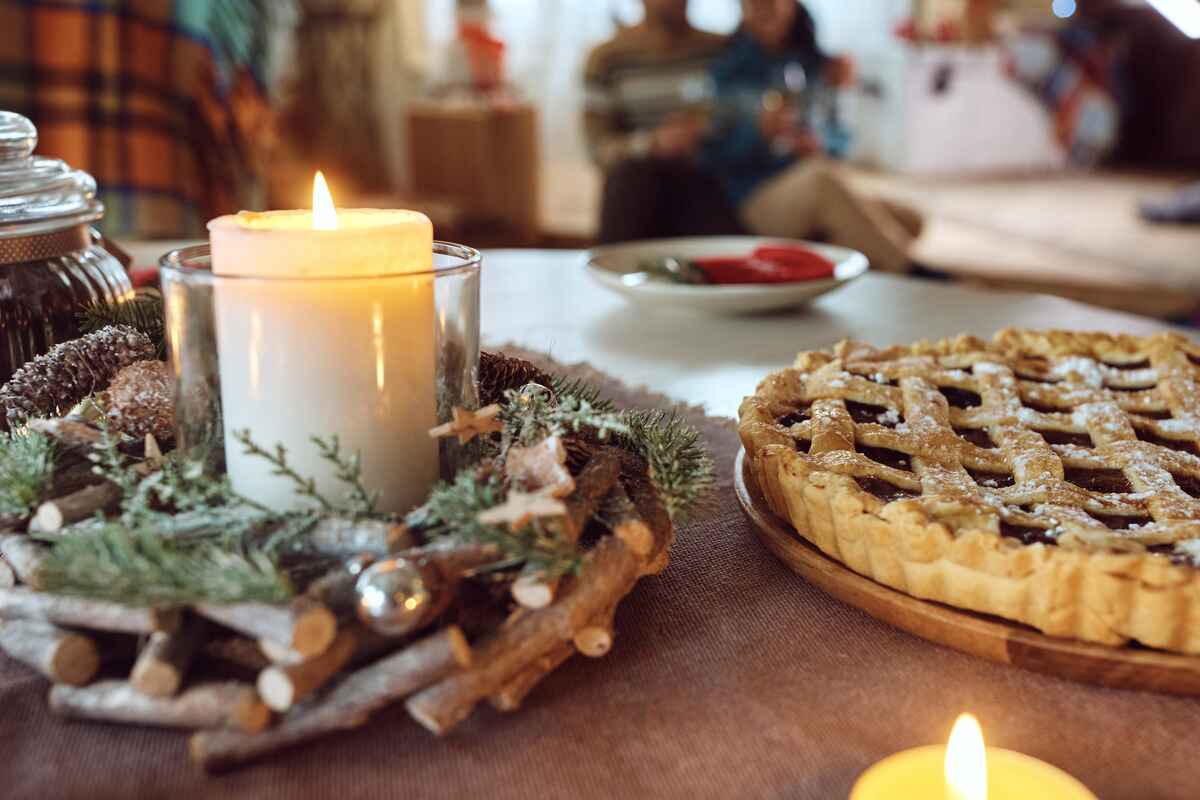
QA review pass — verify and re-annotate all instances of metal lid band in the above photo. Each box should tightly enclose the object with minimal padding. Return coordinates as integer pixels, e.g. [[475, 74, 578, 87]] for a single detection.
[[0, 224, 91, 266]]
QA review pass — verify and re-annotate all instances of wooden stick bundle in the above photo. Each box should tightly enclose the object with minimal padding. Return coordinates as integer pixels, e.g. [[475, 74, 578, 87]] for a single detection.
[[196, 598, 336, 658], [573, 606, 617, 658], [50, 680, 270, 733], [256, 629, 357, 712], [488, 643, 575, 712], [191, 627, 471, 772], [0, 534, 50, 588], [0, 587, 180, 634], [407, 511, 668, 734], [511, 451, 622, 610], [30, 482, 123, 534], [0, 619, 99, 686], [130, 618, 207, 697]]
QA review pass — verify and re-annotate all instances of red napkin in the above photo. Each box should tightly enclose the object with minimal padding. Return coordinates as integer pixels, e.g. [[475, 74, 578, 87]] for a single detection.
[[691, 245, 835, 285]]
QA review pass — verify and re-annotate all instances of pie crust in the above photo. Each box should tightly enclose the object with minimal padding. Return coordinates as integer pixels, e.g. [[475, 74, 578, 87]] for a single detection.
[[739, 330, 1200, 654]]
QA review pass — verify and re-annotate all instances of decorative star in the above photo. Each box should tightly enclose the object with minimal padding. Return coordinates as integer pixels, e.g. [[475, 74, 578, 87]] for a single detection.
[[428, 404, 504, 445], [477, 487, 567, 532], [505, 436, 575, 498]]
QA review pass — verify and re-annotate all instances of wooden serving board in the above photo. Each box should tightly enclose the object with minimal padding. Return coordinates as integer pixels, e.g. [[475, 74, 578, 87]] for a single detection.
[[734, 448, 1200, 695]]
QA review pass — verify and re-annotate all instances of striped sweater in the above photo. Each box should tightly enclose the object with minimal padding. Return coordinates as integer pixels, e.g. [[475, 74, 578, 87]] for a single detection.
[[583, 23, 728, 170]]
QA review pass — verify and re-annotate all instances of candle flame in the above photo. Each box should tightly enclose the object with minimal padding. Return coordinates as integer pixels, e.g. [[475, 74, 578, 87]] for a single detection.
[[945, 714, 987, 800], [312, 171, 338, 230]]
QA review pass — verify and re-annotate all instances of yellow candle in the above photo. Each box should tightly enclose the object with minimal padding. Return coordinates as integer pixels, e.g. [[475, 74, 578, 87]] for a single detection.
[[207, 173, 438, 513], [850, 715, 1096, 800]]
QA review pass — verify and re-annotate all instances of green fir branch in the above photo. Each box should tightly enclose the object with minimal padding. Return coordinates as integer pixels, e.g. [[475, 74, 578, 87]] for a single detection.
[[39, 522, 293, 605], [79, 290, 166, 358], [550, 375, 615, 412], [311, 434, 378, 516], [0, 430, 57, 520], [408, 470, 580, 578], [231, 429, 333, 512], [86, 421, 141, 498], [619, 409, 715, 523], [500, 384, 629, 449]]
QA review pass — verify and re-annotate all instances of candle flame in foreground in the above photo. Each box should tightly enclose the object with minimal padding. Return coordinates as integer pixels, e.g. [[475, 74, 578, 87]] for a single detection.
[[945, 713, 987, 800], [312, 171, 338, 230]]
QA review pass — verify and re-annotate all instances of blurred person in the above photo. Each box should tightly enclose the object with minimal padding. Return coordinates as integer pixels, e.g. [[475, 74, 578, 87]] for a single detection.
[[700, 0, 921, 273], [0, 1, 283, 238], [584, 0, 743, 243]]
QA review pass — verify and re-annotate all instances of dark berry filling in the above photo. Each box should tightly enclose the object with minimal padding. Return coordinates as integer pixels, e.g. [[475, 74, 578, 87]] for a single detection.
[[1035, 429, 1093, 448], [940, 387, 982, 408], [1022, 399, 1068, 414], [1064, 467, 1132, 494], [1172, 472, 1200, 499], [859, 446, 913, 472], [1016, 372, 1058, 384], [1135, 427, 1199, 457], [955, 428, 997, 449], [1106, 384, 1155, 393], [845, 400, 899, 427], [967, 469, 1015, 488], [1148, 544, 1195, 567], [1104, 359, 1150, 370], [1132, 409, 1172, 421], [796, 439, 811, 454], [1001, 522, 1057, 546], [1088, 513, 1153, 530], [777, 403, 812, 428], [854, 477, 918, 502]]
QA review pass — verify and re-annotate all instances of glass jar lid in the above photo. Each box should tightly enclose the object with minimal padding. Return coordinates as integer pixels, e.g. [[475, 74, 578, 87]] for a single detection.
[[0, 111, 103, 238]]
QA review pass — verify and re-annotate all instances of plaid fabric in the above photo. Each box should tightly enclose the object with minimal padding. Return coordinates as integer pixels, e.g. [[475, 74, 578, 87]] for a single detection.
[[0, 0, 273, 238]]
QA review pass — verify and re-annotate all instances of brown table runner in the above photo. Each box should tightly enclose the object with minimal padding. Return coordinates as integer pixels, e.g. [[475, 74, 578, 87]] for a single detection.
[[1, 356, 1195, 799]]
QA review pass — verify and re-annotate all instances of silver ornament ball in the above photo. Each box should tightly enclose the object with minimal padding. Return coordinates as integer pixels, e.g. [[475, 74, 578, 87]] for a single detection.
[[354, 557, 440, 636]]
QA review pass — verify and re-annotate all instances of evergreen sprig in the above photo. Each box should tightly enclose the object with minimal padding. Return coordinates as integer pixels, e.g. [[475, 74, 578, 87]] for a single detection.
[[311, 434, 378, 516], [500, 384, 629, 449], [86, 422, 140, 498], [550, 375, 615, 412], [231, 430, 333, 512], [407, 470, 579, 578], [39, 522, 292, 604], [0, 430, 57, 521], [497, 379, 714, 523], [619, 410, 715, 523], [79, 290, 166, 358]]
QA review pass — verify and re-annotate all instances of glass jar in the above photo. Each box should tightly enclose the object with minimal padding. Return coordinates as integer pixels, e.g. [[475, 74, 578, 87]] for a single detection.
[[160, 242, 481, 513], [0, 112, 133, 383]]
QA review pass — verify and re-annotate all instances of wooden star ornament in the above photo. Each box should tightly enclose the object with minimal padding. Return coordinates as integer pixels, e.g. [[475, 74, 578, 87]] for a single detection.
[[428, 404, 504, 445], [477, 487, 567, 532], [505, 436, 575, 498]]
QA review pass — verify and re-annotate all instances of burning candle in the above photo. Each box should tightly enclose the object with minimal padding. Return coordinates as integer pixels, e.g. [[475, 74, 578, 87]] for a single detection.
[[207, 173, 438, 513], [850, 714, 1096, 800]]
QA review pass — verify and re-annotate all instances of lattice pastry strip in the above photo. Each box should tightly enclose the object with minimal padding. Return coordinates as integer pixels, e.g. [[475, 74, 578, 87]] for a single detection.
[[745, 330, 1200, 564]]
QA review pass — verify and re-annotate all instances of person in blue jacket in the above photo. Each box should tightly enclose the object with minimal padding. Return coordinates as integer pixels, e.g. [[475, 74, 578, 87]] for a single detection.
[[700, 0, 921, 273]]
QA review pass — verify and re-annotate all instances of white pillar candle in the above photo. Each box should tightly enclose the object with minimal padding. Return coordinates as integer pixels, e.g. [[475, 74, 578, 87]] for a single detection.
[[207, 174, 438, 514]]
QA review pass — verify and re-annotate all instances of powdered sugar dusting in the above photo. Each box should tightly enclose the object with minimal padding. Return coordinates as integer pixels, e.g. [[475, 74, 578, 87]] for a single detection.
[[1052, 356, 1104, 388], [973, 362, 1007, 376], [877, 409, 901, 426], [1158, 417, 1199, 436], [1017, 408, 1041, 424]]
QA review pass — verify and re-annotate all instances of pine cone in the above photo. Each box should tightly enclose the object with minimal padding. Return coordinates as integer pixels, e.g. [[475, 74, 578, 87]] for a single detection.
[[479, 351, 553, 407], [99, 359, 175, 442], [0, 326, 156, 429]]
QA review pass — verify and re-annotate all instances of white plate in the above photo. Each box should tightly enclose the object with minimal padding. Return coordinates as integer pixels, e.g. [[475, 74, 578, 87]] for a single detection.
[[586, 236, 869, 315]]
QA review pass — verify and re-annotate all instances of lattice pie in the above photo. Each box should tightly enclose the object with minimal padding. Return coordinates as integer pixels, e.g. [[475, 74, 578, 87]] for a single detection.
[[739, 330, 1200, 654]]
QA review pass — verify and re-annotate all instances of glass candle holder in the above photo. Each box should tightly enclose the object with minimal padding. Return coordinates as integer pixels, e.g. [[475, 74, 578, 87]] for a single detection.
[[160, 242, 480, 514]]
